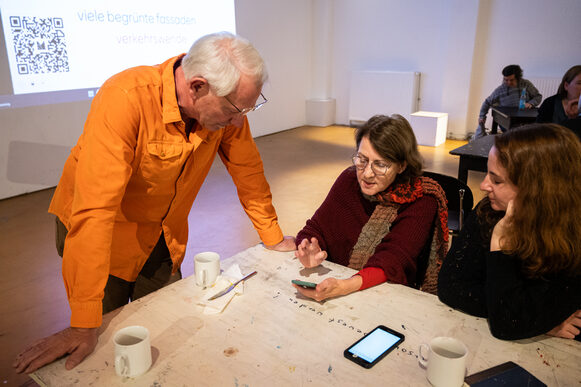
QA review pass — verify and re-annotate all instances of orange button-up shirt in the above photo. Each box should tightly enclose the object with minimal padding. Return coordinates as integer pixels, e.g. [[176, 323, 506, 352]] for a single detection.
[[49, 55, 283, 328]]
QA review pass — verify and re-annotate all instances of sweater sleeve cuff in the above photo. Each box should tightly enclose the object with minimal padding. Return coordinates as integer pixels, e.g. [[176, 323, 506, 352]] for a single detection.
[[258, 224, 284, 247], [70, 300, 103, 328], [357, 267, 387, 290]]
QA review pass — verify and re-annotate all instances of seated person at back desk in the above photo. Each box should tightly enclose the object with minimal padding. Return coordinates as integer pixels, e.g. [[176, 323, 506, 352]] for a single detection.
[[293, 115, 449, 301], [473, 64, 542, 140], [536, 65, 581, 125], [438, 124, 581, 341]]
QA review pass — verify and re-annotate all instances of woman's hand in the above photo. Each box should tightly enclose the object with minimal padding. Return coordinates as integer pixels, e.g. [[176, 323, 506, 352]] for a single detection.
[[490, 200, 514, 251], [295, 237, 328, 268], [564, 98, 579, 119], [547, 310, 581, 339], [292, 276, 363, 302]]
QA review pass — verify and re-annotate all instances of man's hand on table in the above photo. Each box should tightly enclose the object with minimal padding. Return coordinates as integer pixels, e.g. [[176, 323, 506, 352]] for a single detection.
[[265, 235, 296, 252], [13, 326, 98, 374]]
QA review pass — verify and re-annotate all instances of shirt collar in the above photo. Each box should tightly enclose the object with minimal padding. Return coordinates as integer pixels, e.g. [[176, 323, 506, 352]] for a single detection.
[[161, 54, 187, 125]]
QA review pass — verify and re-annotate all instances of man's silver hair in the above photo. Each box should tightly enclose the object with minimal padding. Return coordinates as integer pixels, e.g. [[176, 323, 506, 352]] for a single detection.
[[181, 32, 268, 96]]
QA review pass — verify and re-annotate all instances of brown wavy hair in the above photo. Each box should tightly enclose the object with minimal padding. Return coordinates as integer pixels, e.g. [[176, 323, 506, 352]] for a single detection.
[[491, 124, 581, 277], [355, 114, 423, 185], [557, 65, 581, 99]]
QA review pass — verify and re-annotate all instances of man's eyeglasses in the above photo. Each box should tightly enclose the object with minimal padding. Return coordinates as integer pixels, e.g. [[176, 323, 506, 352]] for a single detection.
[[352, 154, 392, 175], [224, 93, 268, 115]]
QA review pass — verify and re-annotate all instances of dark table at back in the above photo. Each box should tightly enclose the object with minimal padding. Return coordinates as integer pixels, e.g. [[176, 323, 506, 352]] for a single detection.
[[449, 135, 496, 184], [451, 107, 538, 183], [490, 106, 538, 134]]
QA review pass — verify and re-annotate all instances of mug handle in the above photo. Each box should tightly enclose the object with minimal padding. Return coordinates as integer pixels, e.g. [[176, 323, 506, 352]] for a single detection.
[[115, 354, 129, 376], [418, 343, 430, 368], [202, 269, 207, 286]]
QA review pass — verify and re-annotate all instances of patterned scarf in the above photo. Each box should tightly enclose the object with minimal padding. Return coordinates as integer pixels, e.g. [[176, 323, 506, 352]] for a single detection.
[[348, 176, 449, 294]]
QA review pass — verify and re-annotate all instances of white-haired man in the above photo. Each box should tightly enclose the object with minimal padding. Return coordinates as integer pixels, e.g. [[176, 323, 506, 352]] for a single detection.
[[14, 32, 294, 373]]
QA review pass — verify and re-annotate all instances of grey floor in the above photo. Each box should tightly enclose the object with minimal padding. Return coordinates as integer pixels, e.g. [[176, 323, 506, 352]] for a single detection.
[[0, 125, 485, 386]]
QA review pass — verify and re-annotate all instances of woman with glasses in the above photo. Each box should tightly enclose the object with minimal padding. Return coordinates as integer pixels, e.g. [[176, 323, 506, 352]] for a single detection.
[[438, 124, 581, 340], [293, 114, 449, 301]]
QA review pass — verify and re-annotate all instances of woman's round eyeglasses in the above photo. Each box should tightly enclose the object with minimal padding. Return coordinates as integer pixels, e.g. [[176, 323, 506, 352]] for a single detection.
[[352, 154, 392, 175]]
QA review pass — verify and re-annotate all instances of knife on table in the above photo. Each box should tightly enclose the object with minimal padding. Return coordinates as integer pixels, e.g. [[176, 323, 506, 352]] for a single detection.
[[207, 270, 258, 301]]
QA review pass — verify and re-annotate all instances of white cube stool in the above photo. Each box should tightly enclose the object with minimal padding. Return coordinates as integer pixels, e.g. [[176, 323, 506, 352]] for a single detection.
[[409, 111, 448, 146]]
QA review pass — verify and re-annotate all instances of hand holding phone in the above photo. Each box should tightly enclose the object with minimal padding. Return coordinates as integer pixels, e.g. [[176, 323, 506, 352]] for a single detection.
[[344, 325, 405, 368]]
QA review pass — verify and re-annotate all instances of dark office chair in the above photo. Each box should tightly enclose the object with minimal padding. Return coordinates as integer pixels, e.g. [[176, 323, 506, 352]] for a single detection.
[[423, 171, 474, 235]]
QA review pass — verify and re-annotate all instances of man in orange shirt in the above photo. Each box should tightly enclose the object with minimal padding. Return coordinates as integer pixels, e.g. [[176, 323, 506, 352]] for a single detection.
[[14, 32, 295, 373]]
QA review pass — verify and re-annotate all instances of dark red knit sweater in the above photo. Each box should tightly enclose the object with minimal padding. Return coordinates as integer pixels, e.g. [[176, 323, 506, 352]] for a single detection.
[[296, 167, 437, 289]]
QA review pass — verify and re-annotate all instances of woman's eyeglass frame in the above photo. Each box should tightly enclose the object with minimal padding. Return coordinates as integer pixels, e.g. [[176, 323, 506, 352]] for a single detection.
[[352, 154, 392, 175]]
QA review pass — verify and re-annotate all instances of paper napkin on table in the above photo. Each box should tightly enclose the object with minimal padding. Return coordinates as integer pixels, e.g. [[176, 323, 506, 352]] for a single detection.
[[198, 264, 245, 314]]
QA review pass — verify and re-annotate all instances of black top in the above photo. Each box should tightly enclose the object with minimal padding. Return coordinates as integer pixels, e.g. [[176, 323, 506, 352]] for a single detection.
[[438, 205, 581, 340], [536, 94, 567, 124], [561, 117, 581, 140]]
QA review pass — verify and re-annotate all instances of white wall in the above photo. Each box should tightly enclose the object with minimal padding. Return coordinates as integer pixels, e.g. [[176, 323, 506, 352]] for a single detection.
[[0, 100, 91, 199], [466, 0, 581, 132], [1, 0, 579, 199], [330, 0, 480, 138], [331, 0, 580, 137], [0, 0, 313, 199], [235, 0, 312, 137]]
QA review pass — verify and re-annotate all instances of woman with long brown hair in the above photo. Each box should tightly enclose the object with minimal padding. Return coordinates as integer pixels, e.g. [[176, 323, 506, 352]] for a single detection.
[[537, 65, 581, 124], [438, 124, 581, 340]]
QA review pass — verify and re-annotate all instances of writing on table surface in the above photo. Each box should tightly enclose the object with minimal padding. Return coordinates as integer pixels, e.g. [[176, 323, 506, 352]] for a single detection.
[[272, 291, 417, 358]]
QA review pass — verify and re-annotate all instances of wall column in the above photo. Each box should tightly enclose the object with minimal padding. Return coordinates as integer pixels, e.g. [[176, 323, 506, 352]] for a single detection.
[[306, 0, 336, 126]]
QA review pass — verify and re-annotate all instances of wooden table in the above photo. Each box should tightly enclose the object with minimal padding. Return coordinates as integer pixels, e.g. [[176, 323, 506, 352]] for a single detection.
[[449, 135, 496, 183], [30, 245, 580, 386], [490, 106, 538, 134]]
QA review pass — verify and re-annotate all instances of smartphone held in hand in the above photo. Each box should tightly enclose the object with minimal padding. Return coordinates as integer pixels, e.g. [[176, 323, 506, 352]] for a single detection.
[[291, 279, 318, 289]]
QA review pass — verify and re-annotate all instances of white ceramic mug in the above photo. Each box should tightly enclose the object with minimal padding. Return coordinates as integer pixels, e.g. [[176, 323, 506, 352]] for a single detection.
[[114, 325, 152, 378], [194, 251, 220, 287], [419, 336, 468, 387]]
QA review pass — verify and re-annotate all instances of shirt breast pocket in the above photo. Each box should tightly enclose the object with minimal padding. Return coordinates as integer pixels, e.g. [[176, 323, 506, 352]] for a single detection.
[[140, 141, 184, 184]]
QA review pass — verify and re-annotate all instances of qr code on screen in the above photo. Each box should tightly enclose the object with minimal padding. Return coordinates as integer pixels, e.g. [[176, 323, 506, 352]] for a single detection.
[[9, 16, 69, 75]]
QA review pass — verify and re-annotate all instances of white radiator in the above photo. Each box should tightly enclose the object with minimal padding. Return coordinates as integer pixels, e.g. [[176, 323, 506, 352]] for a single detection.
[[528, 77, 561, 104], [349, 71, 421, 126]]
